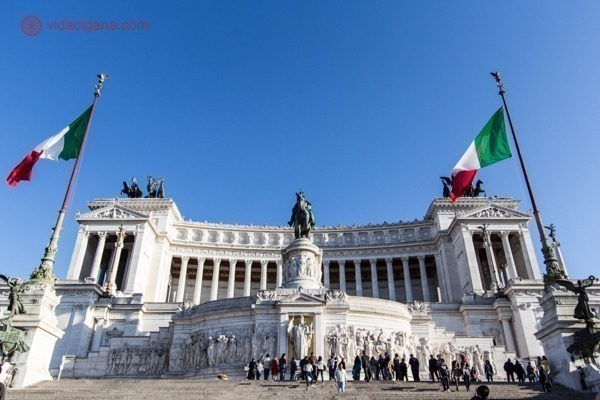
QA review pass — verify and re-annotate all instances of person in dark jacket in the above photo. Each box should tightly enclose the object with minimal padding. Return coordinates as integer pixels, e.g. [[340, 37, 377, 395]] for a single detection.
[[513, 360, 525, 382], [400, 357, 409, 381], [279, 353, 288, 380], [247, 358, 257, 380], [428, 354, 439, 381], [393, 354, 402, 381], [290, 357, 298, 381], [503, 358, 515, 382], [361, 351, 372, 382], [538, 365, 552, 392], [484, 360, 494, 382], [409, 354, 420, 381]]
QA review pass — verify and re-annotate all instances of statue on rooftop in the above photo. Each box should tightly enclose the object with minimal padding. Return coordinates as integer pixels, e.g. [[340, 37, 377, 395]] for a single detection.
[[146, 176, 165, 198], [288, 190, 316, 239], [121, 177, 143, 198]]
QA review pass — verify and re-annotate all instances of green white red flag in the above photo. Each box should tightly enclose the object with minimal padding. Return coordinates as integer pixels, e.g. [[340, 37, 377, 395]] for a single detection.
[[450, 107, 512, 202], [6, 105, 93, 187]]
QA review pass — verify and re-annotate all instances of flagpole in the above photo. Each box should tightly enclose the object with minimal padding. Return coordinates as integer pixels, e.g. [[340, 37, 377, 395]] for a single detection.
[[31, 74, 108, 285], [490, 72, 565, 286]]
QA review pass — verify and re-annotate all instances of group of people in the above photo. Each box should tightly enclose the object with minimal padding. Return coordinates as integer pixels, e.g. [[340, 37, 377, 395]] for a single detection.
[[246, 351, 553, 395], [246, 353, 349, 392], [504, 356, 552, 392]]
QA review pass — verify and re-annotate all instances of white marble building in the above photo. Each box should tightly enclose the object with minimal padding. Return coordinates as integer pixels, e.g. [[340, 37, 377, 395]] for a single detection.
[[47, 196, 549, 379]]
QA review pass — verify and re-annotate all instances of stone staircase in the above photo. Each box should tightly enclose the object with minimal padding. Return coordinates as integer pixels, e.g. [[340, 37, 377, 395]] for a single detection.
[[6, 378, 598, 400]]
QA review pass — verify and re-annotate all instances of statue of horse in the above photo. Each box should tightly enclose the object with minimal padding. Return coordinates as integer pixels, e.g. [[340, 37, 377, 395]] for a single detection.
[[288, 191, 315, 239], [473, 180, 486, 197], [121, 178, 143, 198], [146, 176, 165, 198]]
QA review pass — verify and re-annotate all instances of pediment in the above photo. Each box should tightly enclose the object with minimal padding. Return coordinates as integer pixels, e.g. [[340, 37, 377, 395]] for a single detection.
[[281, 292, 327, 304], [76, 204, 149, 220], [457, 204, 530, 220]]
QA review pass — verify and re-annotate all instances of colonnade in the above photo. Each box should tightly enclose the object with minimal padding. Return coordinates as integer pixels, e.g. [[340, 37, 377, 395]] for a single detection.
[[167, 254, 442, 304]]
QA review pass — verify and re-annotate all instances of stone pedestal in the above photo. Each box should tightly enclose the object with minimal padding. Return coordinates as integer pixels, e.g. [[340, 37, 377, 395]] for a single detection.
[[281, 238, 323, 290], [535, 289, 600, 392], [10, 285, 64, 388]]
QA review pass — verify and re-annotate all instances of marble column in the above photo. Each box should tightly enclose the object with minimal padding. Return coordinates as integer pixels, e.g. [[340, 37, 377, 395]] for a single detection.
[[73, 231, 90, 280], [433, 253, 448, 303], [500, 231, 519, 280], [243, 260, 252, 296], [276, 259, 283, 288], [176, 256, 189, 302], [482, 234, 501, 291], [227, 259, 237, 298], [417, 255, 430, 302], [338, 260, 347, 292], [210, 258, 221, 301], [323, 260, 330, 288], [105, 227, 126, 296], [354, 259, 363, 297], [517, 229, 542, 279], [192, 257, 205, 304], [401, 256, 413, 302], [260, 260, 268, 290], [500, 317, 516, 353], [462, 230, 485, 295], [89, 232, 107, 282], [385, 258, 396, 301], [369, 259, 379, 298]]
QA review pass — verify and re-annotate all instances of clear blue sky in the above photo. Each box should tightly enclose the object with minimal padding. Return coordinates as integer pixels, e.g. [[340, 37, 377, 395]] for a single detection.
[[1, 1, 598, 281]]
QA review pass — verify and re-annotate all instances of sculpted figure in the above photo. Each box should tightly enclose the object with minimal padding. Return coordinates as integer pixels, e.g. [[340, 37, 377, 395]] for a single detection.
[[288, 316, 313, 358], [216, 335, 228, 365], [288, 190, 316, 239], [226, 335, 238, 364], [206, 336, 217, 367]]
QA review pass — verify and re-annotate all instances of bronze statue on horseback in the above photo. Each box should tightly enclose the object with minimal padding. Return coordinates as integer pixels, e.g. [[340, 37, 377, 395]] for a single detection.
[[288, 190, 316, 239]]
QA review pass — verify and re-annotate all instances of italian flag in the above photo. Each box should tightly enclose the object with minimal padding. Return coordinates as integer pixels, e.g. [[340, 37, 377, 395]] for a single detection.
[[450, 107, 512, 202], [6, 105, 93, 187]]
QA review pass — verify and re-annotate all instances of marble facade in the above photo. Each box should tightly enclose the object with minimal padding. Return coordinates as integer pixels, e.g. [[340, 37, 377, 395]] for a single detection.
[[3, 196, 577, 384]]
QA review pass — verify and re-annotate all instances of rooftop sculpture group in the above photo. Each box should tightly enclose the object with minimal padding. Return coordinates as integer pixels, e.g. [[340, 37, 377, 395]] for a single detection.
[[440, 177, 486, 198], [121, 176, 165, 199]]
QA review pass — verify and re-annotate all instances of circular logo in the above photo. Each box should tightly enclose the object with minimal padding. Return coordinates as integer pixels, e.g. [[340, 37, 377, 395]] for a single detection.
[[21, 16, 42, 37]]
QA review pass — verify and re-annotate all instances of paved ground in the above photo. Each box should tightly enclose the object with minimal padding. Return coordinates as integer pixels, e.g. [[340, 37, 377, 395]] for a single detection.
[[6, 378, 598, 400]]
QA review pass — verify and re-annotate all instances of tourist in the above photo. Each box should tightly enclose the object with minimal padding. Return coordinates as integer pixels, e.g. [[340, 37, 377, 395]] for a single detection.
[[484, 360, 494, 382], [256, 359, 264, 380], [270, 356, 279, 380], [503, 358, 515, 382], [439, 358, 450, 393], [335, 362, 348, 392], [451, 360, 461, 391], [538, 365, 552, 392], [279, 353, 288, 380], [352, 355, 362, 381], [315, 356, 326, 383], [527, 362, 536, 382], [470, 385, 490, 400], [470, 366, 480, 383], [399, 357, 409, 381], [541, 356, 550, 377], [409, 353, 420, 381], [373, 355, 381, 380], [393, 354, 401, 381], [429, 354, 439, 381], [369, 356, 377, 380], [263, 354, 271, 380], [460, 354, 471, 392], [299, 356, 306, 380], [247, 358, 257, 380], [303, 358, 315, 389], [361, 351, 372, 382], [384, 353, 393, 380], [290, 357, 298, 381], [327, 353, 338, 381], [514, 359, 525, 382]]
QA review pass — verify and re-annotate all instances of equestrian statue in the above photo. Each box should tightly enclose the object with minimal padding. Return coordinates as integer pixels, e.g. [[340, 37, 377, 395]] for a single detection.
[[288, 190, 316, 239]]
